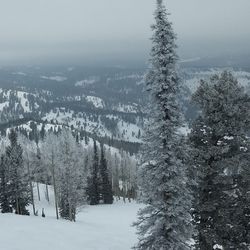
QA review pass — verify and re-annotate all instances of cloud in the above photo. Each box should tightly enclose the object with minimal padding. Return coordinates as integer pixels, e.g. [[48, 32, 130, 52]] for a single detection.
[[0, 0, 249, 64]]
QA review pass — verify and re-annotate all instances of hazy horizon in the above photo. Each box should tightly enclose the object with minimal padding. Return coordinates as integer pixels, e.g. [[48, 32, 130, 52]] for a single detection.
[[0, 0, 250, 66]]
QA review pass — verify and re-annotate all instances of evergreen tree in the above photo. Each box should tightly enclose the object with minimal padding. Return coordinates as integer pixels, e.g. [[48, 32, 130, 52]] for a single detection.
[[189, 71, 250, 249], [6, 129, 30, 215], [87, 140, 100, 205], [99, 144, 113, 204], [40, 123, 46, 140], [0, 155, 12, 213], [134, 1, 193, 249]]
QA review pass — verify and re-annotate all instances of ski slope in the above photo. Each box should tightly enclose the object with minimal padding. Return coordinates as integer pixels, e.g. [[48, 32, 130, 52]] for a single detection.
[[0, 184, 142, 250]]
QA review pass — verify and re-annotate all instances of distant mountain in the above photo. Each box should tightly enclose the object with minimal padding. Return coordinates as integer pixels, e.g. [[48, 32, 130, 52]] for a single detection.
[[0, 65, 249, 151]]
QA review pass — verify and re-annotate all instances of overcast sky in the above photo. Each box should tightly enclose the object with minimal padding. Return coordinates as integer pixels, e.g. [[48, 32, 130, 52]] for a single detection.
[[0, 0, 250, 65]]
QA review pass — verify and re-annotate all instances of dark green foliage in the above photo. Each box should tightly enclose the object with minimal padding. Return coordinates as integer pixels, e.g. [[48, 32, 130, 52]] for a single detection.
[[6, 129, 30, 215], [0, 156, 12, 213], [87, 140, 100, 205], [99, 144, 113, 204], [189, 71, 250, 249]]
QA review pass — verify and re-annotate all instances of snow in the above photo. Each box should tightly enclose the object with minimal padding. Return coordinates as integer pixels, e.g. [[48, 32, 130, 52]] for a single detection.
[[42, 108, 142, 143], [117, 120, 141, 143], [75, 79, 96, 87], [17, 91, 30, 112], [114, 103, 138, 113], [0, 101, 9, 110], [19, 121, 62, 133], [0, 184, 142, 250], [178, 125, 191, 136], [41, 76, 67, 82], [86, 96, 105, 109], [213, 244, 223, 249]]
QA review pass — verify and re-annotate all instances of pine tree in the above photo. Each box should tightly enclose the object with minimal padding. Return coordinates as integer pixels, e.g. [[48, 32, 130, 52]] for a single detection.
[[6, 129, 30, 215], [99, 144, 113, 204], [134, 1, 193, 249], [40, 123, 46, 140], [0, 155, 12, 213], [189, 71, 250, 249], [19, 135, 37, 216], [87, 140, 100, 205]]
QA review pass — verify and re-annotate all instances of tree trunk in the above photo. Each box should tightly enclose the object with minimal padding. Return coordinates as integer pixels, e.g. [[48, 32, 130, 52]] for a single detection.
[[45, 183, 49, 202]]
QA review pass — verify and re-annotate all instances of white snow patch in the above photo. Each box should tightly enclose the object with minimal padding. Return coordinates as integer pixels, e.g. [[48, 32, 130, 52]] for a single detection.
[[0, 183, 142, 250], [17, 91, 30, 112], [178, 125, 191, 136], [41, 76, 67, 82], [75, 79, 96, 87], [0, 101, 9, 111], [86, 96, 104, 109], [213, 244, 223, 250]]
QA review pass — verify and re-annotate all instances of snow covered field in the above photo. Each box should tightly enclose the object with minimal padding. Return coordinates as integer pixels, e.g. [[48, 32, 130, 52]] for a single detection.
[[0, 185, 142, 250]]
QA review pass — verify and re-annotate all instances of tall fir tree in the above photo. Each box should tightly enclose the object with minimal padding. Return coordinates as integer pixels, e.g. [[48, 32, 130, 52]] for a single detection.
[[6, 129, 30, 215], [99, 144, 113, 204], [0, 155, 12, 213], [134, 1, 193, 249], [189, 71, 250, 249], [87, 140, 100, 205]]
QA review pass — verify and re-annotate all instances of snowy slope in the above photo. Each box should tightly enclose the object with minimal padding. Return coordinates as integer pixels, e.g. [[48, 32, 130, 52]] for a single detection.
[[0, 89, 41, 114], [0, 184, 142, 250], [86, 95, 105, 108], [42, 109, 142, 143]]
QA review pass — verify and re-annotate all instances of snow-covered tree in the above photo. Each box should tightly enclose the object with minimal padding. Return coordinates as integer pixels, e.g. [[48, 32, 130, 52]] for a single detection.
[[57, 129, 85, 221], [0, 154, 12, 213], [134, 1, 193, 249], [189, 71, 250, 249]]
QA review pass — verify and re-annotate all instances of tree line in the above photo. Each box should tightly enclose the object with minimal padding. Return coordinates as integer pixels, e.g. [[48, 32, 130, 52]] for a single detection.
[[0, 128, 138, 222]]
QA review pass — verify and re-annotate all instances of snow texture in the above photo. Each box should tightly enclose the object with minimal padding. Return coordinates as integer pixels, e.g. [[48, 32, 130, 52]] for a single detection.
[[0, 184, 142, 250]]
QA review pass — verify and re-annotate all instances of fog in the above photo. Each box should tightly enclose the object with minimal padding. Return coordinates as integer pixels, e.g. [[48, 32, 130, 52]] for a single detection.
[[0, 0, 250, 65]]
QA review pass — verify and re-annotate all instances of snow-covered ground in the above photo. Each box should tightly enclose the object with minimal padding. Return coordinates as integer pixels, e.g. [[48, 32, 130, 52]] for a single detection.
[[42, 109, 142, 143], [41, 75, 67, 82], [0, 184, 142, 250], [86, 95, 105, 108]]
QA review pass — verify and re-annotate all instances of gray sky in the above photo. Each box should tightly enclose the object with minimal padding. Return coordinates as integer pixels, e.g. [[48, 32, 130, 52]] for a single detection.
[[0, 0, 250, 65]]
